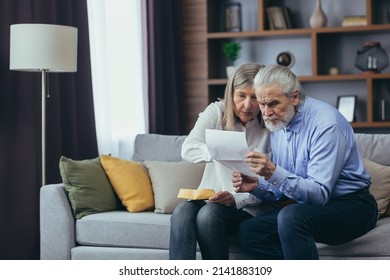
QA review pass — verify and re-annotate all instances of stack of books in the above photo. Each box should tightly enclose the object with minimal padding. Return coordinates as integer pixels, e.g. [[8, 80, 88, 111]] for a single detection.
[[342, 15, 367, 27]]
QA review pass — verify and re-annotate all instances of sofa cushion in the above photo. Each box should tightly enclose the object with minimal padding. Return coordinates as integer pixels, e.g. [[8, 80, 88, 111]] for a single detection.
[[355, 134, 390, 166], [71, 246, 170, 260], [364, 158, 390, 217], [317, 217, 390, 258], [144, 161, 206, 214], [59, 156, 118, 219], [131, 134, 187, 162], [75, 210, 245, 256], [100, 155, 154, 212], [76, 211, 171, 249]]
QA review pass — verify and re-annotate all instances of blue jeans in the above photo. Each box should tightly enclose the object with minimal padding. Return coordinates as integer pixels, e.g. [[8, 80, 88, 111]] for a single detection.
[[237, 189, 378, 259], [169, 200, 253, 259]]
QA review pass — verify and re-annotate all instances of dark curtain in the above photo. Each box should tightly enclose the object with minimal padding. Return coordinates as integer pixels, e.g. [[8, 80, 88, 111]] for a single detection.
[[146, 0, 186, 135], [0, 0, 97, 259]]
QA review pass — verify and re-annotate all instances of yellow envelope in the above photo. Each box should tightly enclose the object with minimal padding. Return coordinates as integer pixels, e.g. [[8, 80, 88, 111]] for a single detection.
[[177, 188, 216, 200]]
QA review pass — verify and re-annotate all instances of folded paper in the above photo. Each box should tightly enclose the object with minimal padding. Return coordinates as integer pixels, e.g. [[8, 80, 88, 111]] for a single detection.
[[205, 129, 258, 176]]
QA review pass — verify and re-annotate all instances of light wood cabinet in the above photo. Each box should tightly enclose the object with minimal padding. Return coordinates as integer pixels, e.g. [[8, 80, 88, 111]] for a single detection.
[[205, 0, 390, 130]]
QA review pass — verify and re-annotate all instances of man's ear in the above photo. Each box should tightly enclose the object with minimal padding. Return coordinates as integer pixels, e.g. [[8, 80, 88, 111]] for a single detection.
[[292, 91, 300, 106]]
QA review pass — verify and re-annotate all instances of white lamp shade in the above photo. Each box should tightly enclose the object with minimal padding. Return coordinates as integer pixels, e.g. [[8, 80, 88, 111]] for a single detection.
[[10, 24, 78, 72]]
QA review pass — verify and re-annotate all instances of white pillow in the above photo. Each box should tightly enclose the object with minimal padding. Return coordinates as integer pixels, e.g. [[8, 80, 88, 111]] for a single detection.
[[143, 161, 206, 214]]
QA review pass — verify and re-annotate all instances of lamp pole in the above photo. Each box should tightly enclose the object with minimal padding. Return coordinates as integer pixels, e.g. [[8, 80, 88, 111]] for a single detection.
[[41, 69, 47, 186]]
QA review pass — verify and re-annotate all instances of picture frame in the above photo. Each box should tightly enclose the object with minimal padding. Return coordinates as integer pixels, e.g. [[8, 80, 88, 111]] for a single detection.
[[223, 2, 242, 32], [337, 95, 357, 122]]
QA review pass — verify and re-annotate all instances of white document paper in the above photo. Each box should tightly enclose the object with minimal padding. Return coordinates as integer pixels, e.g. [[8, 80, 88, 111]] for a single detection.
[[205, 129, 258, 177]]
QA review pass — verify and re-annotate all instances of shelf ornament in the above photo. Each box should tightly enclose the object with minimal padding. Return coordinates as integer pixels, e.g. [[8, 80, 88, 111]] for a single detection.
[[310, 0, 327, 28], [355, 41, 389, 73], [276, 51, 295, 68]]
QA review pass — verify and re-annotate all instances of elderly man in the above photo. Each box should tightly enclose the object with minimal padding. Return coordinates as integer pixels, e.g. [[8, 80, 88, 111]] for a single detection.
[[233, 64, 378, 260]]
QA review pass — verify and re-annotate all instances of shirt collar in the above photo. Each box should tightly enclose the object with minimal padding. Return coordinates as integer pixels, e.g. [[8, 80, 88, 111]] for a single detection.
[[284, 102, 305, 134]]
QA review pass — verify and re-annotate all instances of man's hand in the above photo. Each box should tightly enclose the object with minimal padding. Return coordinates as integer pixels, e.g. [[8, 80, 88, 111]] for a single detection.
[[244, 151, 276, 179], [209, 191, 235, 207], [232, 171, 259, 193]]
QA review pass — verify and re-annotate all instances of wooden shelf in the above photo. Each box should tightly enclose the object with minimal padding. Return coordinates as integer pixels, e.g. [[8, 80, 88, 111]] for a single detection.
[[209, 73, 390, 84], [352, 121, 390, 128], [299, 73, 390, 82], [207, 29, 311, 39], [207, 25, 390, 39]]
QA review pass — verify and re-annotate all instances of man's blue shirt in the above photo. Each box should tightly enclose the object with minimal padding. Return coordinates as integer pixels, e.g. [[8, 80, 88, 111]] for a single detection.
[[251, 97, 371, 205]]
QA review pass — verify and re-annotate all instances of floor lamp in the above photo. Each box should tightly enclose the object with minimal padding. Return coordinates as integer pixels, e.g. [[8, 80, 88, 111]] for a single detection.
[[9, 24, 78, 186]]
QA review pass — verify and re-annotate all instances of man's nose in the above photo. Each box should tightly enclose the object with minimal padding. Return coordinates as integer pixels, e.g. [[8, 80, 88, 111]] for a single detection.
[[262, 106, 273, 116]]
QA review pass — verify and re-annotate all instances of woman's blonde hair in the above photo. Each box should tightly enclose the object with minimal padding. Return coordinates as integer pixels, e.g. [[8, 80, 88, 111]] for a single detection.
[[222, 63, 264, 130]]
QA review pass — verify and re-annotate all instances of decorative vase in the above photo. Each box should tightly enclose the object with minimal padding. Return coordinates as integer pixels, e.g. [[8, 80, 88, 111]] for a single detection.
[[310, 0, 327, 28], [226, 66, 236, 78]]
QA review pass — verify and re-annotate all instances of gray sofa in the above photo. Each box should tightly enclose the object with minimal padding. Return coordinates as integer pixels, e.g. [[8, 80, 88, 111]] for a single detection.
[[40, 133, 390, 260]]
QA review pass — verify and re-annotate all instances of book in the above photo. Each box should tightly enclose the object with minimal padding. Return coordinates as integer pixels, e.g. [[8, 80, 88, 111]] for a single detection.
[[342, 15, 367, 27], [343, 15, 367, 20], [283, 7, 293, 29], [342, 21, 367, 26], [177, 188, 216, 200], [267, 7, 288, 30], [342, 20, 367, 27]]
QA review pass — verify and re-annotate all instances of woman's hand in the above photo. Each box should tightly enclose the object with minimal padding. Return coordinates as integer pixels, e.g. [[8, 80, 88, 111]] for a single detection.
[[244, 151, 276, 179], [209, 191, 235, 207], [232, 171, 259, 193]]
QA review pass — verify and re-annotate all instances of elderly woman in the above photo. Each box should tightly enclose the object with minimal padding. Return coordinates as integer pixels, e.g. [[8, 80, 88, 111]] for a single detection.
[[169, 63, 271, 260]]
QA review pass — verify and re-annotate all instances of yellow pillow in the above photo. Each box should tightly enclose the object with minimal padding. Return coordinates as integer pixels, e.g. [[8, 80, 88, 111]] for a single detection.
[[100, 155, 154, 212]]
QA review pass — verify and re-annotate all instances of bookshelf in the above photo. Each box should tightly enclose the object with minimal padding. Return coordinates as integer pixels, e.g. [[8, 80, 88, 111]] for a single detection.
[[205, 0, 390, 130]]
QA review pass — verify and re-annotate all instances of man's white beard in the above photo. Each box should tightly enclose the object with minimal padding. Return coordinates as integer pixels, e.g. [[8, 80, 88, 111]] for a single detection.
[[263, 104, 296, 132]]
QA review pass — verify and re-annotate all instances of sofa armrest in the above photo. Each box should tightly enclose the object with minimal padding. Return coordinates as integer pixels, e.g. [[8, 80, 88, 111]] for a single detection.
[[40, 183, 75, 259]]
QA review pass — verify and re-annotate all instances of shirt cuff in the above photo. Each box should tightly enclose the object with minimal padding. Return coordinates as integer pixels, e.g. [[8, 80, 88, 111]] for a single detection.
[[232, 192, 260, 209], [250, 183, 278, 202], [267, 165, 291, 199], [254, 167, 286, 200]]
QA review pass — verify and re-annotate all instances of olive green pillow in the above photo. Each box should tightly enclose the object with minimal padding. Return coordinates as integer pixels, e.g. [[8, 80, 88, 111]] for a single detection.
[[59, 156, 118, 219]]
